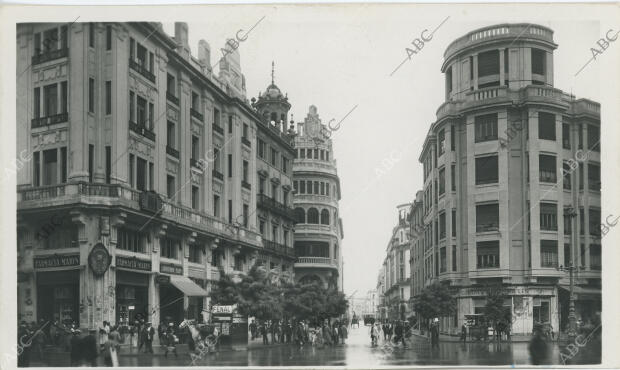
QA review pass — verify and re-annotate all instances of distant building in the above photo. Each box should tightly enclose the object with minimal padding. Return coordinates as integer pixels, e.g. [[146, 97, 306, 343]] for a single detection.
[[409, 23, 601, 335], [292, 106, 344, 290]]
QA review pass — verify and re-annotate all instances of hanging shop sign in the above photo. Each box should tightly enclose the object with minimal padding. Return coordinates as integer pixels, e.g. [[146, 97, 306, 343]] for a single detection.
[[88, 243, 111, 276], [116, 256, 152, 271], [155, 274, 171, 284], [34, 253, 80, 269]]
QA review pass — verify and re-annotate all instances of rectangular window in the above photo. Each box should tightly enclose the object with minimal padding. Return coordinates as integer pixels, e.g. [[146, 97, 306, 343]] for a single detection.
[[451, 125, 456, 151], [326, 183, 330, 197], [475, 155, 499, 184], [117, 228, 147, 253], [540, 240, 558, 268], [234, 254, 244, 271], [61, 147, 67, 183], [326, 151, 330, 161], [452, 209, 456, 237], [148, 103, 154, 130], [314, 149, 319, 159], [129, 91, 135, 122], [44, 83, 58, 116], [300, 181, 306, 194], [88, 78, 94, 113], [320, 182, 325, 195], [41, 149, 58, 186], [243, 204, 249, 227], [213, 195, 220, 217], [475, 113, 498, 142], [242, 160, 248, 182], [578, 124, 583, 149], [563, 162, 572, 190], [299, 148, 306, 159], [451, 164, 456, 191], [589, 208, 601, 237], [476, 203, 499, 232], [227, 154, 233, 178], [452, 245, 457, 271], [476, 240, 500, 269], [89, 23, 95, 48], [438, 129, 445, 156], [105, 146, 111, 184], [161, 237, 179, 260], [564, 211, 572, 236], [228, 115, 233, 134], [580, 208, 584, 235], [539, 154, 557, 183], [271, 184, 278, 200], [540, 203, 558, 231], [166, 121, 175, 148], [259, 220, 265, 236], [189, 245, 202, 264], [588, 163, 600, 191], [149, 162, 154, 190], [438, 167, 446, 195], [440, 247, 447, 273], [562, 123, 571, 149], [34, 32, 41, 55], [579, 163, 584, 190], [149, 52, 154, 73], [243, 123, 248, 139], [588, 125, 600, 152], [129, 37, 134, 61], [283, 189, 289, 206], [105, 81, 111, 115], [478, 50, 500, 77], [590, 244, 601, 270], [88, 145, 94, 183], [213, 108, 220, 127], [61, 81, 67, 114], [136, 157, 146, 191], [106, 25, 112, 50], [228, 199, 233, 223], [314, 181, 319, 194], [129, 154, 134, 188], [564, 243, 570, 267], [271, 148, 277, 166], [531, 48, 546, 76], [136, 96, 147, 126], [439, 212, 446, 239], [257, 139, 265, 159], [34, 87, 40, 118], [282, 157, 288, 173], [538, 112, 556, 140], [166, 175, 175, 199], [192, 186, 199, 210]]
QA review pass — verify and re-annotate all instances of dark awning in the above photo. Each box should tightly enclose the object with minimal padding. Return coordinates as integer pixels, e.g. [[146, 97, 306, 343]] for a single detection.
[[559, 285, 601, 300], [169, 275, 208, 297]]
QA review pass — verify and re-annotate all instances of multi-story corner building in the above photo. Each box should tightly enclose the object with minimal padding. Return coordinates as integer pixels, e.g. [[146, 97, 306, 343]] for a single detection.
[[292, 106, 344, 290], [16, 21, 295, 330], [409, 191, 425, 302], [376, 266, 387, 320], [411, 23, 601, 335], [381, 204, 412, 321]]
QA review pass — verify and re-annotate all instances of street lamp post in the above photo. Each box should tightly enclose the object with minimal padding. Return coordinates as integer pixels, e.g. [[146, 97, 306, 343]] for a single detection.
[[557, 207, 580, 341]]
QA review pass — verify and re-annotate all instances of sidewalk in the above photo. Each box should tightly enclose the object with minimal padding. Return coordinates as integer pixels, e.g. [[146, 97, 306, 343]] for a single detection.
[[409, 329, 534, 343]]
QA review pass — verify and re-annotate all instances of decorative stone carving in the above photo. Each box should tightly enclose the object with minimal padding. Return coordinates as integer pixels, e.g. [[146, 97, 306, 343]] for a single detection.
[[166, 158, 179, 174], [167, 107, 179, 122]]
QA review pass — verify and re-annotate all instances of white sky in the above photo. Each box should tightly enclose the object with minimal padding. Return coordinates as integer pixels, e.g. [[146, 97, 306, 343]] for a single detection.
[[159, 4, 611, 298]]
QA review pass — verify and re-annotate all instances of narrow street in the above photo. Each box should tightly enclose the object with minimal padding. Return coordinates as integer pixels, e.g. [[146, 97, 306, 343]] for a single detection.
[[114, 325, 600, 366]]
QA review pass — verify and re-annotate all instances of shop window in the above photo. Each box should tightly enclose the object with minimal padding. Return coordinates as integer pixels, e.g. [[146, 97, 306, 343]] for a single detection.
[[532, 299, 550, 324]]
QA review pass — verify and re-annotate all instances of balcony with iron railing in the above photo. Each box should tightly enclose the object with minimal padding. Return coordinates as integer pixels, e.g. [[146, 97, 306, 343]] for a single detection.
[[294, 256, 339, 269], [32, 48, 69, 66], [166, 91, 179, 106], [212, 169, 224, 181], [129, 121, 156, 141], [129, 58, 156, 83], [31, 112, 68, 128], [212, 123, 224, 135], [263, 240, 295, 257], [190, 108, 203, 122], [241, 137, 251, 147], [166, 145, 179, 158], [241, 180, 251, 190], [257, 193, 295, 220]]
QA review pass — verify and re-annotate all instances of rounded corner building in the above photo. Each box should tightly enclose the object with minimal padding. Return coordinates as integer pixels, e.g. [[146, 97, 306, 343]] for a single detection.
[[291, 105, 344, 291], [411, 23, 601, 335]]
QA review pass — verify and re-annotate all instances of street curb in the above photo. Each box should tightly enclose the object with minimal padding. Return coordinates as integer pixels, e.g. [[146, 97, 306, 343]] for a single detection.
[[118, 342, 291, 357], [410, 331, 535, 343]]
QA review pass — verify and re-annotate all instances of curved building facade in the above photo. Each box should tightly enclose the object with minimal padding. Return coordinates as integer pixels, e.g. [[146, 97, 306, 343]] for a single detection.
[[292, 106, 344, 290], [411, 24, 601, 335]]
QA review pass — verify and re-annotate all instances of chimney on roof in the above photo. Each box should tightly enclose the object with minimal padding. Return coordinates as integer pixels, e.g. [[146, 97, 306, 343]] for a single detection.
[[174, 22, 190, 59]]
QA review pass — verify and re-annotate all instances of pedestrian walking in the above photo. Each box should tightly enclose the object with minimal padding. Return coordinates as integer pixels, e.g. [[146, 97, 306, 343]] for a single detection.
[[99, 321, 110, 352], [430, 318, 440, 349], [322, 320, 333, 347], [370, 322, 380, 346], [339, 322, 348, 344], [142, 322, 155, 354], [260, 321, 269, 345], [460, 323, 467, 343], [394, 321, 407, 348], [164, 323, 178, 358], [331, 321, 339, 344], [528, 323, 549, 365], [83, 329, 99, 367], [103, 332, 120, 367], [249, 319, 257, 340]]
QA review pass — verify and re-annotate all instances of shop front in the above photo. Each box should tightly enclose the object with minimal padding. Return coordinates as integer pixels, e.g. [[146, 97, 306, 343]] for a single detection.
[[115, 256, 152, 325], [34, 254, 81, 326], [158, 263, 208, 326], [558, 285, 601, 333]]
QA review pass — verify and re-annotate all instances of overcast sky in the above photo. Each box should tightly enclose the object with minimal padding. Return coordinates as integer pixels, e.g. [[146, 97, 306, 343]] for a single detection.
[[160, 4, 610, 299]]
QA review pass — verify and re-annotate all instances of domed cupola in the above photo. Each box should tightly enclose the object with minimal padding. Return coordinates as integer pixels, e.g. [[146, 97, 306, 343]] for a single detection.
[[253, 61, 291, 126]]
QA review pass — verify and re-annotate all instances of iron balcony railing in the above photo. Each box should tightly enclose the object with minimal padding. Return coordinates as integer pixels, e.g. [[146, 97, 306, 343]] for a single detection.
[[129, 121, 156, 141], [212, 124, 224, 135], [257, 193, 295, 220], [212, 170, 224, 181], [31, 112, 68, 128], [190, 108, 204, 122], [32, 48, 69, 65], [166, 91, 179, 105], [129, 58, 156, 83], [166, 145, 179, 158]]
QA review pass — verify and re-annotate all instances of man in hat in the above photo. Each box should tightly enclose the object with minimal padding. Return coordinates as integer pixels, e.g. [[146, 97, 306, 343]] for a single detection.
[[142, 321, 155, 354], [430, 318, 440, 349]]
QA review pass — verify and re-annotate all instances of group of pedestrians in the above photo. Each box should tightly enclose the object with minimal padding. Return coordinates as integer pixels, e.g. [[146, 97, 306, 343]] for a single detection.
[[369, 319, 413, 348], [249, 318, 349, 348]]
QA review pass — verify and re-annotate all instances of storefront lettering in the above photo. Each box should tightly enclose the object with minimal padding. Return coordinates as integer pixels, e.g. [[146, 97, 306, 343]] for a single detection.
[[160, 263, 183, 275], [459, 287, 553, 297], [116, 256, 152, 271], [33, 254, 80, 269]]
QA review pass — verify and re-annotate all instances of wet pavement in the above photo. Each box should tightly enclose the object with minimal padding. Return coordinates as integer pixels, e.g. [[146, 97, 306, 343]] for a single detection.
[[115, 325, 601, 367]]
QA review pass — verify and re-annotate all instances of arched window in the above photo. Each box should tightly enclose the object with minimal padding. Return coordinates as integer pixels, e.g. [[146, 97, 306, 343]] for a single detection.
[[320, 209, 330, 225], [294, 207, 306, 224], [307, 208, 319, 224]]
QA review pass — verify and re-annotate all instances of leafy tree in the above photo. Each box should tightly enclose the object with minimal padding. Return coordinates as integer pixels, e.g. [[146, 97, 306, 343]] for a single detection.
[[483, 284, 511, 338], [413, 281, 457, 323], [209, 268, 241, 306]]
